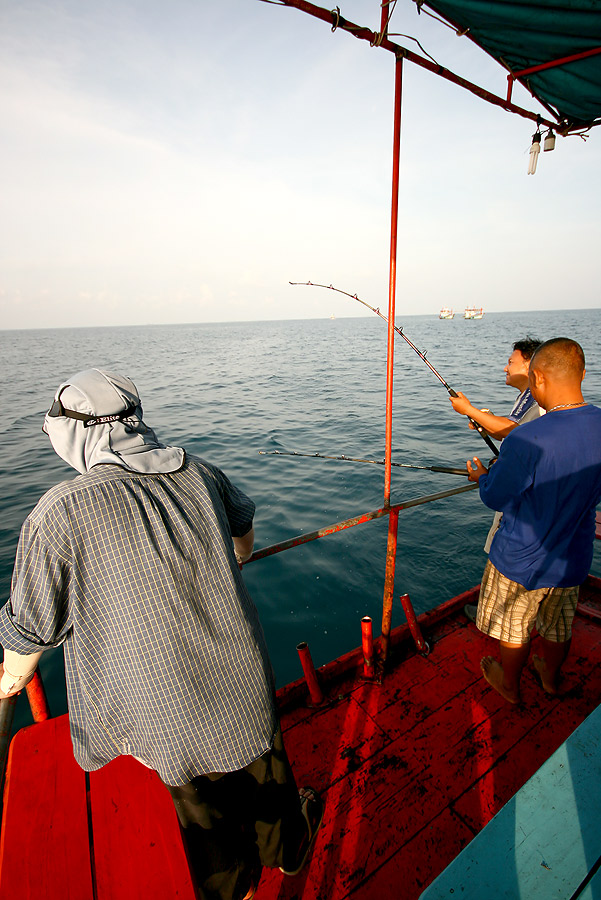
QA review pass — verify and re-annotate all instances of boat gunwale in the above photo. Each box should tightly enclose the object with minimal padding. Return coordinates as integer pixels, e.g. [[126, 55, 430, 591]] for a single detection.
[[276, 574, 601, 714]]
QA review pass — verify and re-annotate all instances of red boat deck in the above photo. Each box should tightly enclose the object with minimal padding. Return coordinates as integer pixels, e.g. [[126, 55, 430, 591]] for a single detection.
[[2, 579, 601, 899], [260, 578, 601, 899]]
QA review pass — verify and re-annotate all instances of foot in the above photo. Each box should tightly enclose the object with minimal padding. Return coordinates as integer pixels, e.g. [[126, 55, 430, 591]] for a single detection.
[[279, 787, 324, 877], [532, 655, 558, 696], [480, 656, 520, 705]]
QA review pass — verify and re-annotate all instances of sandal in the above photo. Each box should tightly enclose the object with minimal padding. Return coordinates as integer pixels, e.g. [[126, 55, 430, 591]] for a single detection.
[[279, 787, 324, 876], [241, 863, 262, 899]]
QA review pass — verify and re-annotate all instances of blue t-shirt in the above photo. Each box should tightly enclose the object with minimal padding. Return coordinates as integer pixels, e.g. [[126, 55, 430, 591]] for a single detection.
[[479, 405, 601, 590]]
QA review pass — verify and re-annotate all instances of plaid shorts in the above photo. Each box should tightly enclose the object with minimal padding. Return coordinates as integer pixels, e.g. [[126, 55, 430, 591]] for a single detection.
[[476, 560, 579, 644]]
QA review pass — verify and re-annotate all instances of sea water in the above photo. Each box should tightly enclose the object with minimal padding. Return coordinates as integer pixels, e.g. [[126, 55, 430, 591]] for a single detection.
[[1, 309, 600, 729]]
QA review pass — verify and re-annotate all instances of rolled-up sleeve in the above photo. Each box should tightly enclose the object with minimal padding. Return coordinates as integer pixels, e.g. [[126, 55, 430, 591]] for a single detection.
[[214, 470, 255, 537], [0, 518, 71, 654]]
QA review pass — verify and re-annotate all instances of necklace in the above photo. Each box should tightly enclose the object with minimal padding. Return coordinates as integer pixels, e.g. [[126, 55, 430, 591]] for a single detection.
[[547, 402, 587, 412]]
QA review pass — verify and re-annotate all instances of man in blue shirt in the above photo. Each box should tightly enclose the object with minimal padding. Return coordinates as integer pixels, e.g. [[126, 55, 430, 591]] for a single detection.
[[465, 339, 601, 704]]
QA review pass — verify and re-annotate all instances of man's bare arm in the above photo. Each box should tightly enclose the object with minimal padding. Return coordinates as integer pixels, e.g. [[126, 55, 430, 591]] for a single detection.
[[0, 649, 43, 699], [450, 392, 519, 439]]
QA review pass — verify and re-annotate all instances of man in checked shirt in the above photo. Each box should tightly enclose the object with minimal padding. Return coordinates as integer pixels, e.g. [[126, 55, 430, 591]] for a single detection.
[[0, 368, 323, 900]]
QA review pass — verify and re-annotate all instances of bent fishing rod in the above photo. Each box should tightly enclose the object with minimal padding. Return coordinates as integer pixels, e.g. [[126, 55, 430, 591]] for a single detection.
[[259, 449, 469, 476], [291, 281, 499, 458]]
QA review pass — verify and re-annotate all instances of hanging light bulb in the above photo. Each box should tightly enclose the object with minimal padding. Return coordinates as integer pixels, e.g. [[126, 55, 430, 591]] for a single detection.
[[527, 131, 541, 175], [544, 129, 556, 152]]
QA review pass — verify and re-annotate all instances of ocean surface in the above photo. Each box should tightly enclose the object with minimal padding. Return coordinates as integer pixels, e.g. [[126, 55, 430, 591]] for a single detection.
[[1, 309, 601, 730]]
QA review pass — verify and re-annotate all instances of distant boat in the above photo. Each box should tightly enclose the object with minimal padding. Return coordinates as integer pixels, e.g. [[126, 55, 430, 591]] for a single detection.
[[438, 307, 454, 319], [464, 306, 484, 319], [329, 313, 335, 320]]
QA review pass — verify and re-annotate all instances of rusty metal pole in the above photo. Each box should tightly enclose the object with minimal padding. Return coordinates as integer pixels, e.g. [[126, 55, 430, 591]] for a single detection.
[[380, 507, 399, 670], [384, 54, 402, 506], [0, 695, 17, 789], [380, 55, 403, 673], [379, 0, 390, 39]]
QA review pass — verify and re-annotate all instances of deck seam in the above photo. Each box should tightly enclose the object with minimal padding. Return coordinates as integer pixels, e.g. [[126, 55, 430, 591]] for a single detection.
[[85, 770, 99, 900]]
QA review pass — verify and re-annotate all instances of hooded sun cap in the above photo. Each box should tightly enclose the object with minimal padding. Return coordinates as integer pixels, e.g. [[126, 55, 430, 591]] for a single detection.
[[43, 368, 185, 475]]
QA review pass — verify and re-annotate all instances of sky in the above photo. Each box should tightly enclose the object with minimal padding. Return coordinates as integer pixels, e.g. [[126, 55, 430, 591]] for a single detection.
[[1, 0, 600, 330]]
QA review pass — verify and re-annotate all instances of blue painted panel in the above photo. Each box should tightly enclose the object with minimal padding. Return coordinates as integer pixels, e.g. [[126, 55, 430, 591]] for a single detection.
[[575, 864, 601, 900], [420, 704, 601, 899]]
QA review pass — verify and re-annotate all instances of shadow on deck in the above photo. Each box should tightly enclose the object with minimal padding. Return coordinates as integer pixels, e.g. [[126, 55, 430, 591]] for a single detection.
[[258, 578, 601, 899]]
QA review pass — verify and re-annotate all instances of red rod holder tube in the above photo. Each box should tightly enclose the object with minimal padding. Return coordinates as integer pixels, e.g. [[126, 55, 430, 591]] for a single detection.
[[399, 593, 429, 655], [296, 642, 324, 706], [25, 670, 50, 723], [0, 695, 18, 786], [361, 617, 374, 678]]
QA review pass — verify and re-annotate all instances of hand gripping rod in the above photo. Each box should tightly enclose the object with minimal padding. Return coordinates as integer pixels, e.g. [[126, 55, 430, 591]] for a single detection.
[[291, 281, 499, 458]]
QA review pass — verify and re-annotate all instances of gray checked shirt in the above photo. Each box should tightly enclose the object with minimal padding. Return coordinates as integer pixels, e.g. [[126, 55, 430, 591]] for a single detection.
[[0, 455, 277, 785]]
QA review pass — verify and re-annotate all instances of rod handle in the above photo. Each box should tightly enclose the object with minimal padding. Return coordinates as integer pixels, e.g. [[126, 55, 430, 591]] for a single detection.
[[447, 386, 499, 457], [477, 430, 500, 457], [430, 466, 469, 476]]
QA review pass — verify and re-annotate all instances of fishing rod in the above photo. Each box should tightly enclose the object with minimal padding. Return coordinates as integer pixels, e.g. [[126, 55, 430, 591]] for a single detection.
[[259, 449, 469, 476], [291, 281, 499, 457]]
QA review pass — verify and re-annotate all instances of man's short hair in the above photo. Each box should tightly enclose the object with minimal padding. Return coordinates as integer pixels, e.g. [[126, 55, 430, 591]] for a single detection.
[[512, 336, 542, 361], [530, 337, 586, 380]]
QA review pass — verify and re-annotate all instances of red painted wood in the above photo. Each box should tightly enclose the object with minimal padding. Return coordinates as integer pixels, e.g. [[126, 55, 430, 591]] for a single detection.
[[283, 690, 393, 793], [350, 807, 475, 899], [3, 578, 601, 900], [0, 716, 93, 900], [89, 756, 196, 900], [256, 584, 601, 899], [0, 717, 195, 900], [594, 510, 601, 539]]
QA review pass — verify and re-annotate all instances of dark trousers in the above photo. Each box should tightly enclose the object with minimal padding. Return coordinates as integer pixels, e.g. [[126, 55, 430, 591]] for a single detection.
[[163, 729, 305, 900]]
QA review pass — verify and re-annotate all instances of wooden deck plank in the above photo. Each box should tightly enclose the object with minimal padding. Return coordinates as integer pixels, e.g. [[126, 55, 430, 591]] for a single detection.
[[282, 692, 393, 792], [3, 579, 600, 900], [346, 808, 475, 900], [453, 627, 601, 828], [260, 604, 601, 900], [420, 705, 601, 899], [89, 755, 196, 900], [0, 716, 94, 900]]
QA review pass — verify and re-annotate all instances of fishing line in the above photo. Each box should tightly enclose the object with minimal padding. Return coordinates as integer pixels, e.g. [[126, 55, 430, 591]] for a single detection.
[[259, 449, 469, 476], [291, 281, 499, 457]]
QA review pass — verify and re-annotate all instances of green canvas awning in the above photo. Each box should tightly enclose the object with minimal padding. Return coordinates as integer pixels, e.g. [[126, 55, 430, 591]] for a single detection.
[[418, 0, 601, 131]]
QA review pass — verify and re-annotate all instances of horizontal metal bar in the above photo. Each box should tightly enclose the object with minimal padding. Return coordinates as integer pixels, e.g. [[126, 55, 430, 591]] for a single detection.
[[513, 45, 601, 79], [272, 0, 555, 129], [246, 482, 477, 563]]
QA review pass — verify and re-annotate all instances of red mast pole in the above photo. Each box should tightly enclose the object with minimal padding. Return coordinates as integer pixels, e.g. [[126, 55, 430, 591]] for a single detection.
[[380, 54, 403, 670], [379, 0, 390, 39], [384, 54, 402, 504]]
